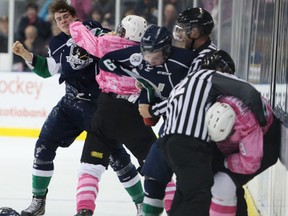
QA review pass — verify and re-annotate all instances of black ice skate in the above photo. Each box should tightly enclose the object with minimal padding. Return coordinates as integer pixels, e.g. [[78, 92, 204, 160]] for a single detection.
[[21, 191, 47, 216], [74, 209, 93, 216], [135, 203, 143, 216]]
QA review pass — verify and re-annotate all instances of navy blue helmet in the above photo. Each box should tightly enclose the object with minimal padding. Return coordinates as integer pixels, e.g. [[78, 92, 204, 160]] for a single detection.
[[140, 25, 172, 58], [0, 207, 20, 216]]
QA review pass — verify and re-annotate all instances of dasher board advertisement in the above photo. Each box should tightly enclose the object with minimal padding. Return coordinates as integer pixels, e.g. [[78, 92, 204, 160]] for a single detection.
[[0, 72, 64, 136]]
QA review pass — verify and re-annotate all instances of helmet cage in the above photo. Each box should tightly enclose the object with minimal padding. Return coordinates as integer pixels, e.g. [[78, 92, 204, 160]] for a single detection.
[[116, 24, 126, 38]]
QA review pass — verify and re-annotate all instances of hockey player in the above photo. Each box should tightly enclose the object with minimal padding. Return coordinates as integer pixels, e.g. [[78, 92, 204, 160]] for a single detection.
[[97, 23, 196, 115], [12, 1, 110, 216], [203, 50, 280, 216], [138, 50, 268, 216], [69, 15, 157, 216], [97, 23, 198, 215], [138, 8, 216, 215]]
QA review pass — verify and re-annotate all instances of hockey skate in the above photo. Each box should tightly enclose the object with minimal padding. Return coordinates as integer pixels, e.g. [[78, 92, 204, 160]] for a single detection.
[[135, 203, 143, 216], [74, 209, 93, 216], [21, 191, 47, 216], [20, 195, 46, 216]]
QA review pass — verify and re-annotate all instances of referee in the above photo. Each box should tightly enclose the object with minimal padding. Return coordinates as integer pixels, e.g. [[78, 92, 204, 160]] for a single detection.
[[142, 50, 268, 216]]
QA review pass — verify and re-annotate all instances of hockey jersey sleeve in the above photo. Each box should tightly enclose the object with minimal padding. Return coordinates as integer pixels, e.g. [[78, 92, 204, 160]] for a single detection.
[[223, 117, 264, 174], [211, 72, 267, 127], [70, 21, 100, 57], [149, 99, 169, 118], [25, 54, 60, 78], [217, 95, 274, 174], [98, 46, 142, 77], [70, 21, 137, 58]]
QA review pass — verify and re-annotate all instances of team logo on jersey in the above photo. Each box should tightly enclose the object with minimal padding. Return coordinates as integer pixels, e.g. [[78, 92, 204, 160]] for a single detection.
[[66, 41, 93, 70], [129, 53, 143, 66]]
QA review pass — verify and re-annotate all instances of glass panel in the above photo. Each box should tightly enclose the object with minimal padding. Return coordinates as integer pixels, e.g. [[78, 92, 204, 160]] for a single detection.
[[0, 0, 9, 53], [274, 0, 288, 177], [12, 0, 51, 72], [234, 0, 253, 79], [211, 0, 233, 52], [274, 0, 288, 111], [75, 0, 116, 30], [0, 15, 9, 53], [248, 0, 276, 84], [0, 0, 10, 72]]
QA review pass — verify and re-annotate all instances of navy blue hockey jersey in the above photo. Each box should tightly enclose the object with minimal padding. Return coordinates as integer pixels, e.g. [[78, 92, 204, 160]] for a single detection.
[[98, 45, 196, 104], [45, 20, 109, 96]]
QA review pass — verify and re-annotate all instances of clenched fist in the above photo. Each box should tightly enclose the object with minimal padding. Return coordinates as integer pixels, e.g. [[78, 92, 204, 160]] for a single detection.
[[138, 103, 152, 118], [12, 41, 33, 62]]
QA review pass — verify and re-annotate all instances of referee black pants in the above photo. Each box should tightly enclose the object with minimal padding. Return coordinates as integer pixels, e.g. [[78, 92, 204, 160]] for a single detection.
[[159, 135, 213, 216]]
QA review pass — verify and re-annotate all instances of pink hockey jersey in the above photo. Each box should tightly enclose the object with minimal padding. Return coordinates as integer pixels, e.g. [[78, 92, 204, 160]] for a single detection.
[[216, 95, 273, 174], [70, 21, 140, 95]]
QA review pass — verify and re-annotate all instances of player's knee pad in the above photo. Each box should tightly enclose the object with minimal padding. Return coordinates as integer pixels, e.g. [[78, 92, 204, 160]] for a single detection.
[[109, 148, 138, 182], [34, 137, 58, 161], [109, 148, 132, 172], [211, 172, 237, 205], [78, 162, 106, 180], [33, 158, 54, 171], [144, 177, 166, 199]]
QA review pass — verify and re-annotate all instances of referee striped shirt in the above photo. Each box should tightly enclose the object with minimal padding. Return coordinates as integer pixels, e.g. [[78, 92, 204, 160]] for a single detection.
[[189, 41, 217, 74], [148, 41, 217, 118], [151, 69, 267, 142]]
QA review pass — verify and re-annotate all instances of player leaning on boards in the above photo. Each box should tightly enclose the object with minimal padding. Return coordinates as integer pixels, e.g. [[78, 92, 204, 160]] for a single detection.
[[202, 50, 280, 216]]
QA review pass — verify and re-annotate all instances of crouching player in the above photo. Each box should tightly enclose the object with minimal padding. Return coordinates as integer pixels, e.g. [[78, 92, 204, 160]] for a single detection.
[[203, 50, 281, 216]]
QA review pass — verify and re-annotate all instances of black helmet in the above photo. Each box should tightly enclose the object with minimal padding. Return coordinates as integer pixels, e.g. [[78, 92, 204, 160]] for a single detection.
[[177, 7, 214, 35], [0, 207, 20, 216], [201, 50, 236, 74], [140, 25, 172, 58]]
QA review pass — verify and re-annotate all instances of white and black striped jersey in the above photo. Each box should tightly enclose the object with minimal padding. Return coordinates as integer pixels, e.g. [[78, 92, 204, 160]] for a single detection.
[[147, 39, 217, 117], [189, 39, 217, 74], [151, 69, 267, 141]]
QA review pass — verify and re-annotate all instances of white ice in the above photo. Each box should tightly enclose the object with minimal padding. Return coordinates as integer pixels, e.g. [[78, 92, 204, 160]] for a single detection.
[[0, 136, 143, 216]]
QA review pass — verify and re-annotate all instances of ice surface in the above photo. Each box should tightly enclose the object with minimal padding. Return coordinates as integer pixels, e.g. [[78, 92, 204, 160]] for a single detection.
[[0, 136, 141, 216]]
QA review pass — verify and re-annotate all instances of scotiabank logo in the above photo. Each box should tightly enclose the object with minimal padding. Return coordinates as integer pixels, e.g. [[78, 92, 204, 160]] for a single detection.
[[0, 76, 43, 99]]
